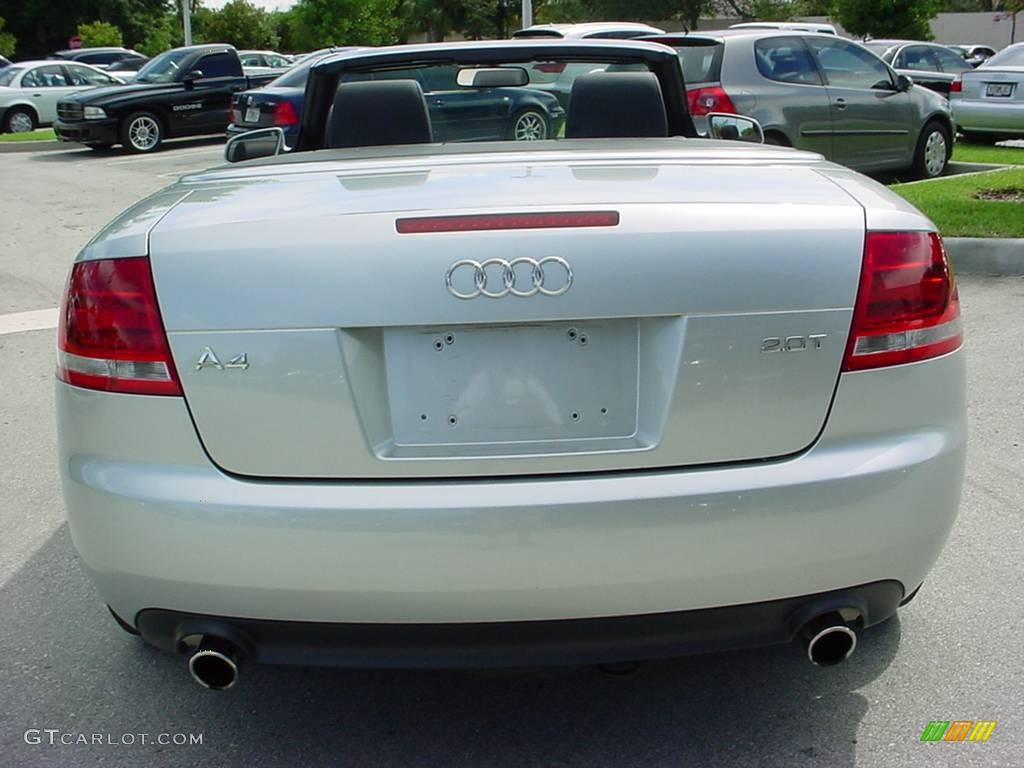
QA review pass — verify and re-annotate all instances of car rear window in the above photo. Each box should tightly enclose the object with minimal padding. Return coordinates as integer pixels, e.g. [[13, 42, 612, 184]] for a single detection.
[[673, 42, 724, 84], [985, 46, 1024, 67]]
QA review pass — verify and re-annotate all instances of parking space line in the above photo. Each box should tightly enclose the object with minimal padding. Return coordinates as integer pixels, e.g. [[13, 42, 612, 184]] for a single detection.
[[0, 308, 59, 336]]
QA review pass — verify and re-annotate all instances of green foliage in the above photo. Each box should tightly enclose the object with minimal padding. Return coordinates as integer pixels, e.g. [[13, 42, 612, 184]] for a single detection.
[[3, 0, 167, 59], [833, 0, 938, 39], [77, 20, 124, 47], [137, 13, 180, 57], [286, 0, 402, 49], [0, 16, 16, 57], [193, 0, 279, 48]]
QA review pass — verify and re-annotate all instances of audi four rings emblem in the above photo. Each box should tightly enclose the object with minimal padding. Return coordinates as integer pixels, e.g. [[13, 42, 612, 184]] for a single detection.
[[445, 257, 573, 299]]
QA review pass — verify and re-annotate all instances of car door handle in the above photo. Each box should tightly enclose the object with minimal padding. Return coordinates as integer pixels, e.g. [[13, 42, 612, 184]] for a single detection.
[[834, 98, 847, 110], [32, 93, 42, 97]]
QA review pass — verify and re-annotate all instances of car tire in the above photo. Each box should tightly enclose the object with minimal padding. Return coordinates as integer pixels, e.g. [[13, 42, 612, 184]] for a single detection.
[[911, 121, 951, 180], [121, 111, 163, 153], [508, 109, 549, 141], [960, 131, 999, 145], [4, 107, 37, 134]]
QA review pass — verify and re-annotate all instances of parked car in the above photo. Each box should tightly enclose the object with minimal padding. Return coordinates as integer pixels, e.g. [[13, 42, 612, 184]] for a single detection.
[[950, 42, 1024, 143], [106, 55, 150, 82], [730, 21, 837, 35], [862, 40, 971, 95], [58, 40, 965, 688], [512, 22, 664, 39], [49, 46, 147, 70], [640, 30, 954, 177], [229, 57, 566, 145], [53, 44, 280, 152], [238, 50, 293, 71], [227, 48, 351, 145], [949, 44, 998, 68], [0, 60, 123, 133]]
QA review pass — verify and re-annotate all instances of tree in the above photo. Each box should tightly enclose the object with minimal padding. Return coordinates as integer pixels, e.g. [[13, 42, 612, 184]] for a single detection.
[[194, 0, 279, 48], [0, 17, 16, 58], [833, 0, 938, 39], [137, 13, 180, 56], [286, 0, 402, 50], [3, 0, 168, 59], [77, 20, 124, 47]]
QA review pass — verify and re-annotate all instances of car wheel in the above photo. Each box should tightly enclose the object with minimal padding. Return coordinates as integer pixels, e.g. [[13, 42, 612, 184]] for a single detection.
[[121, 111, 163, 153], [509, 109, 549, 141], [912, 121, 950, 180], [960, 131, 999, 145], [4, 107, 37, 134]]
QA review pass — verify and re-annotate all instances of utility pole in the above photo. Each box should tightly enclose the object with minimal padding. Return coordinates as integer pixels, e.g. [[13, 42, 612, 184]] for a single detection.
[[183, 0, 192, 46], [521, 0, 533, 28]]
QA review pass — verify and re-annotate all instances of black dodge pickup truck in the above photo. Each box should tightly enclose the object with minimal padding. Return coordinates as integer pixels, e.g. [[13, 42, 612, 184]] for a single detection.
[[54, 44, 279, 153]]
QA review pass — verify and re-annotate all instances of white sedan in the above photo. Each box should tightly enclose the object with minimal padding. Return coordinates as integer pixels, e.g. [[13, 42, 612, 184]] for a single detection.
[[0, 60, 123, 133]]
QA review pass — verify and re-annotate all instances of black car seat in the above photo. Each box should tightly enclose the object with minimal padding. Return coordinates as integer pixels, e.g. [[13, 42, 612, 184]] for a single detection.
[[565, 72, 668, 139], [326, 80, 433, 148]]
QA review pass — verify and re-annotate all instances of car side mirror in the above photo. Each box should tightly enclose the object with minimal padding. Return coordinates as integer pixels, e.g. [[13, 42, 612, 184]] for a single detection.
[[706, 113, 764, 144], [896, 74, 914, 92], [225, 127, 285, 163], [183, 69, 203, 88]]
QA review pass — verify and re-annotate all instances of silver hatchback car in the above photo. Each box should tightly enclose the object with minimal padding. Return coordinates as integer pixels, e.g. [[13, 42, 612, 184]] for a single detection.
[[642, 30, 955, 178]]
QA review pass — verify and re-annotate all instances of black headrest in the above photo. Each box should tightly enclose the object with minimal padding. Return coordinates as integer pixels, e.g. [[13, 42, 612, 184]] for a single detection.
[[566, 72, 668, 139], [327, 80, 433, 149]]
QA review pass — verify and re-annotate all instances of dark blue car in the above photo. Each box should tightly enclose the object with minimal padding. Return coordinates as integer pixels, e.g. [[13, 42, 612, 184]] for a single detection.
[[228, 53, 566, 146]]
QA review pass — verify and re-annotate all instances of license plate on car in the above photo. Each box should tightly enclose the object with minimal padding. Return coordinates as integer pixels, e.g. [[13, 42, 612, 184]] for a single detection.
[[986, 83, 1014, 98], [244, 107, 261, 123], [384, 320, 639, 447]]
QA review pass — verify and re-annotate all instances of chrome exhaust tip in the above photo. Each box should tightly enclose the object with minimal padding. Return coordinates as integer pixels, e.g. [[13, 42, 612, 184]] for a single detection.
[[800, 612, 857, 667], [187, 636, 241, 690]]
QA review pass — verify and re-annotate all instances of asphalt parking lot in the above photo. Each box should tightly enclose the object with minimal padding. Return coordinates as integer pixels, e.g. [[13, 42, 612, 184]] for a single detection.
[[1, 144, 1022, 768]]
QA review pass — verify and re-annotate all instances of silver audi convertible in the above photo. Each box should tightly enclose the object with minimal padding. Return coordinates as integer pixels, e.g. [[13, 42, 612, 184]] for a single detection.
[[57, 41, 965, 690]]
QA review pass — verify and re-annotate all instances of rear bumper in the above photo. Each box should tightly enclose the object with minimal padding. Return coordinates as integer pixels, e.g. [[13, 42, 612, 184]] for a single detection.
[[952, 100, 1024, 133], [58, 349, 966, 649], [53, 117, 119, 145], [136, 581, 904, 668]]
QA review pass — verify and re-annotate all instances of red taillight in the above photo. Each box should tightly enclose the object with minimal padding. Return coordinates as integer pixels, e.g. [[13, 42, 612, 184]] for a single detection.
[[686, 85, 737, 116], [533, 62, 567, 74], [230, 107, 242, 124], [950, 76, 962, 93], [272, 101, 299, 126], [396, 211, 620, 234], [842, 232, 962, 372], [57, 257, 182, 396]]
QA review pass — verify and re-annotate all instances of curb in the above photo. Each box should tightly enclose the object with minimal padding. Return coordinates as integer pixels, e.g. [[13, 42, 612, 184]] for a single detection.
[[0, 140, 82, 154], [945, 238, 1024, 276]]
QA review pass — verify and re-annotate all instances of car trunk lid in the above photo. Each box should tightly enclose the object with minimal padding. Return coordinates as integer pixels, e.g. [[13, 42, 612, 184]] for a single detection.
[[146, 144, 864, 478]]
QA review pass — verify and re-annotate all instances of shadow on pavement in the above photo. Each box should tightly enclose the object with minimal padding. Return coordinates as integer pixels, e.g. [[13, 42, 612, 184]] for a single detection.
[[0, 524, 901, 768], [29, 136, 225, 163]]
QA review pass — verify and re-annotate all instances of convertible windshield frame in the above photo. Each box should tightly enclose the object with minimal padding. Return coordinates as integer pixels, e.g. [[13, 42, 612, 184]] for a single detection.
[[296, 40, 696, 151]]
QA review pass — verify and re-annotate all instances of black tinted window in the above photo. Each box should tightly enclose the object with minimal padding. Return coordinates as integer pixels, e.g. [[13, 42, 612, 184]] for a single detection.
[[197, 52, 238, 78], [755, 38, 823, 85], [80, 52, 120, 65]]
